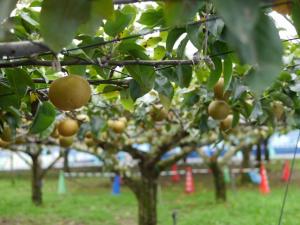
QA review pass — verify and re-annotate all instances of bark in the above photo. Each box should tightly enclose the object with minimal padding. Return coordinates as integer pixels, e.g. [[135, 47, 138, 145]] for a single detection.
[[114, 0, 160, 4], [0, 41, 49, 58], [0, 17, 210, 59], [209, 161, 226, 202], [125, 171, 159, 225], [263, 139, 270, 162], [136, 176, 158, 225], [0, 58, 199, 68], [63, 149, 70, 172], [31, 155, 43, 205], [240, 148, 251, 184], [256, 143, 262, 168]]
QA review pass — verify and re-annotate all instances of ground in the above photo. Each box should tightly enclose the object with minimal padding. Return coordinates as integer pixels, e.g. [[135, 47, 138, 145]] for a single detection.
[[0, 175, 300, 225]]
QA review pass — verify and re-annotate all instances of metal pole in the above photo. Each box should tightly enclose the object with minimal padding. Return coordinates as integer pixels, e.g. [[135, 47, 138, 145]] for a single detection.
[[172, 210, 177, 225], [10, 152, 15, 186]]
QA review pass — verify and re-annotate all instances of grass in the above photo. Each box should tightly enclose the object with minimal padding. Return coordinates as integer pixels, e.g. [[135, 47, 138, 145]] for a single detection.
[[0, 176, 300, 225]]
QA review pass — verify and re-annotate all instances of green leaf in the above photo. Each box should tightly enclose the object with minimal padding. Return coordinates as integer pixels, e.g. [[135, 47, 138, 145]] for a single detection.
[[195, 66, 210, 83], [198, 114, 209, 133], [183, 90, 200, 107], [30, 1, 42, 7], [164, 0, 204, 26], [39, 120, 56, 139], [79, 8, 102, 35], [206, 16, 225, 37], [154, 75, 174, 109], [77, 36, 105, 57], [142, 37, 162, 48], [177, 36, 189, 58], [186, 23, 202, 49], [166, 28, 186, 53], [121, 5, 138, 24], [126, 65, 156, 91], [102, 85, 120, 99], [177, 65, 192, 88], [160, 67, 179, 84], [292, 0, 300, 36], [120, 90, 134, 112], [0, 79, 19, 109], [232, 111, 240, 127], [118, 40, 148, 59], [244, 14, 283, 95], [5, 107, 21, 128], [6, 68, 34, 97], [30, 102, 56, 134], [207, 57, 222, 89], [138, 8, 164, 27], [271, 92, 293, 108], [96, 84, 119, 99], [90, 116, 105, 135], [129, 80, 148, 101], [79, 0, 113, 35], [0, 93, 20, 109], [232, 80, 248, 100], [40, 0, 90, 52], [153, 46, 166, 60], [67, 65, 86, 76], [213, 0, 260, 45], [223, 56, 232, 91], [78, 123, 91, 140], [94, 0, 113, 20], [250, 100, 263, 120], [104, 10, 132, 37], [19, 12, 39, 29], [217, 0, 282, 96]]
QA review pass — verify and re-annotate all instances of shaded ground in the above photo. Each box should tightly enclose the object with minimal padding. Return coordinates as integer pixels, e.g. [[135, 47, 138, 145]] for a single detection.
[[0, 174, 300, 225]]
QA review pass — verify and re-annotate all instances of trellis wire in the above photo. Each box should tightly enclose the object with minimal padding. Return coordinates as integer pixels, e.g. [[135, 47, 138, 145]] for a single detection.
[[49, 1, 294, 55], [277, 129, 300, 225], [63, 167, 256, 178], [2, 1, 293, 62]]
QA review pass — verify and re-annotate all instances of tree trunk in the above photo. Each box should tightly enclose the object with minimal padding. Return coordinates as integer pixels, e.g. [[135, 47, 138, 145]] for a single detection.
[[210, 161, 226, 202], [256, 143, 262, 168], [263, 139, 270, 162], [241, 148, 251, 184], [125, 175, 158, 225], [137, 177, 158, 225], [63, 149, 70, 172], [31, 155, 43, 206]]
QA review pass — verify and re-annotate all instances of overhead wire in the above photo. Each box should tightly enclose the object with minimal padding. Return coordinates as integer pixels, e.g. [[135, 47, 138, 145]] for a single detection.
[[277, 130, 300, 225], [2, 1, 294, 62], [46, 1, 295, 55], [1, 1, 299, 88]]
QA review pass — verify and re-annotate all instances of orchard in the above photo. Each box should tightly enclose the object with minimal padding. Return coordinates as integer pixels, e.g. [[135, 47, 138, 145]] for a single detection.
[[1, 0, 300, 225]]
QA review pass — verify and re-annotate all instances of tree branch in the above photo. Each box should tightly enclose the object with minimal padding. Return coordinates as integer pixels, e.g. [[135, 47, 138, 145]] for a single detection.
[[0, 17, 213, 58], [150, 130, 189, 164], [71, 145, 103, 161], [0, 58, 199, 68], [157, 135, 217, 170], [39, 154, 62, 178], [122, 176, 141, 196], [156, 146, 193, 170], [113, 0, 161, 4], [0, 41, 50, 58], [122, 145, 147, 160], [196, 147, 210, 163], [15, 151, 32, 167], [219, 140, 258, 167], [32, 78, 130, 86]]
